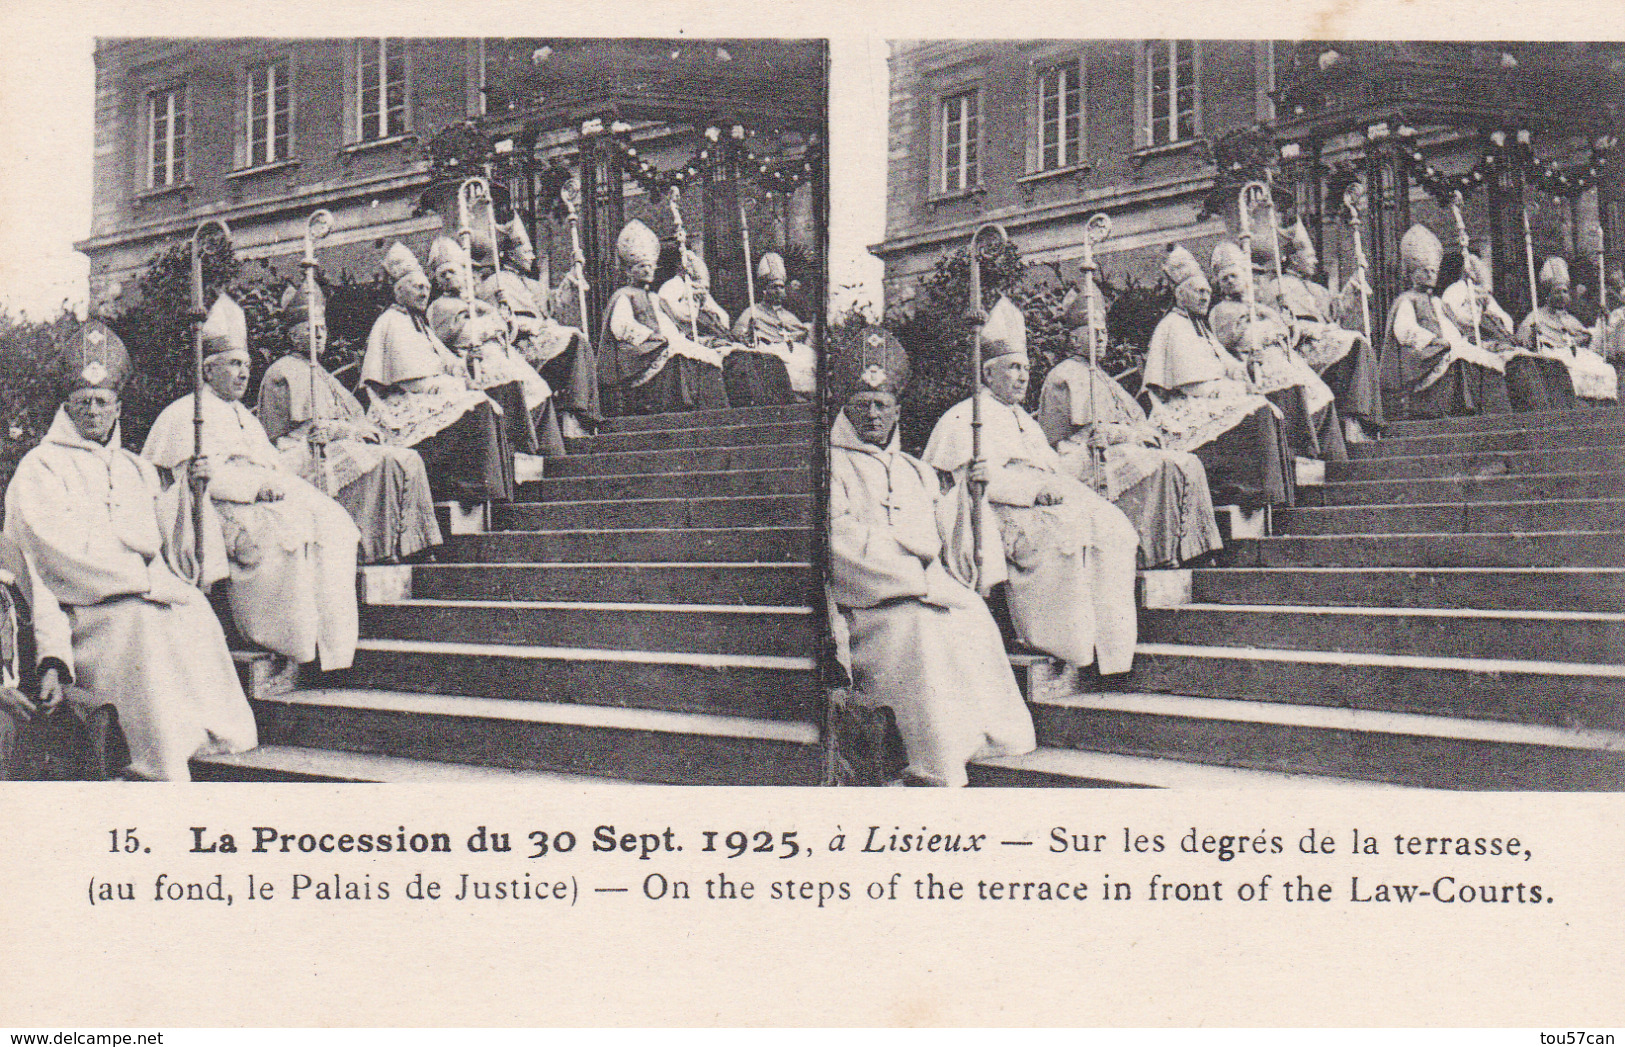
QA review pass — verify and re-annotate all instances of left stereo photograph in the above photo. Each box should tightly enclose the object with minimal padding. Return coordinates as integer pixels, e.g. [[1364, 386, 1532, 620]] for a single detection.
[[1, 37, 829, 784]]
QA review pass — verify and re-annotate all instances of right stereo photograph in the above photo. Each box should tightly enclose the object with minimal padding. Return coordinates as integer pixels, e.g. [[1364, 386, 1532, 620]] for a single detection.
[[827, 40, 1625, 790]]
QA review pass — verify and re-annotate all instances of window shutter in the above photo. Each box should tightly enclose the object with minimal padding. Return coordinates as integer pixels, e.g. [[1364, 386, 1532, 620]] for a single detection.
[[1132, 43, 1150, 149], [232, 63, 247, 170], [402, 39, 415, 133], [1191, 43, 1205, 137], [341, 42, 359, 145], [180, 82, 192, 183]]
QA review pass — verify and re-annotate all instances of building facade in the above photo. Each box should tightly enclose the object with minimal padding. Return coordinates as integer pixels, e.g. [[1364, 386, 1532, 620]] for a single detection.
[[76, 38, 826, 327], [874, 40, 1624, 327]]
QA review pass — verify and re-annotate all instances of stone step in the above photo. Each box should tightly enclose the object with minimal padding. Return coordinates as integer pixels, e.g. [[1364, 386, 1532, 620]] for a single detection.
[[1382, 405, 1625, 438], [410, 562, 816, 606], [522, 468, 811, 503], [1061, 643, 1625, 732], [601, 404, 815, 433], [1274, 498, 1625, 536], [1189, 567, 1625, 613], [1024, 690, 1625, 790], [1350, 421, 1625, 459], [566, 421, 817, 455], [438, 527, 814, 564], [1329, 444, 1625, 483], [247, 689, 822, 786], [361, 599, 817, 659], [494, 494, 813, 531], [544, 442, 807, 480], [1139, 603, 1625, 666], [1320, 471, 1624, 507], [967, 746, 1400, 788], [339, 638, 819, 721], [1218, 532, 1625, 569], [192, 745, 655, 785]]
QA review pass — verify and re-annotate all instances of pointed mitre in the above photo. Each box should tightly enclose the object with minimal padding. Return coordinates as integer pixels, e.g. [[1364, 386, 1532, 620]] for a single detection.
[[757, 252, 787, 284], [616, 220, 660, 270], [1539, 256, 1571, 289], [1164, 244, 1207, 289], [200, 293, 249, 360], [1285, 220, 1315, 259], [497, 215, 534, 264], [428, 236, 470, 277], [681, 249, 711, 289], [830, 323, 910, 404], [1210, 241, 1250, 282], [279, 282, 326, 328], [61, 320, 131, 393], [1399, 224, 1443, 272], [978, 297, 1028, 363], [383, 242, 425, 285]]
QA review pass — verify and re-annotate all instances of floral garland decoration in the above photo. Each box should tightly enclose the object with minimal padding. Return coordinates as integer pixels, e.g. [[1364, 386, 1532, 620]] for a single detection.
[[1393, 125, 1618, 206], [589, 119, 823, 197]]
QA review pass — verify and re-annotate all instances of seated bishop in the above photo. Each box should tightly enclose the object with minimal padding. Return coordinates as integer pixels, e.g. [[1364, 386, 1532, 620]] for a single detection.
[[427, 235, 563, 471], [658, 247, 794, 408], [1440, 251, 1574, 412], [6, 322, 255, 780], [257, 284, 442, 564], [1517, 256, 1618, 405], [1208, 241, 1348, 466], [828, 324, 1034, 787], [361, 242, 514, 504], [1142, 245, 1294, 509], [922, 298, 1139, 675], [1381, 223, 1511, 419], [480, 216, 601, 437], [142, 293, 359, 672], [731, 251, 819, 401], [1036, 290, 1223, 568], [1258, 220, 1384, 441], [597, 219, 728, 417]]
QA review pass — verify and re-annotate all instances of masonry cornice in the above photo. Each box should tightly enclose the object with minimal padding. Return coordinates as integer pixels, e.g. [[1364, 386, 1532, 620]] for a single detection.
[[74, 165, 434, 257], [871, 172, 1215, 260]]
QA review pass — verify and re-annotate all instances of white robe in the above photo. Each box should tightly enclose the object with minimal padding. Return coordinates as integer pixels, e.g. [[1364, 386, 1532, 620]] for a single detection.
[[608, 286, 725, 378], [1037, 358, 1223, 568], [142, 389, 359, 670], [361, 305, 497, 449], [1517, 306, 1619, 402], [4, 409, 256, 780], [1391, 292, 1508, 390], [428, 293, 552, 412], [730, 301, 819, 397], [829, 412, 1034, 786], [923, 393, 1139, 674]]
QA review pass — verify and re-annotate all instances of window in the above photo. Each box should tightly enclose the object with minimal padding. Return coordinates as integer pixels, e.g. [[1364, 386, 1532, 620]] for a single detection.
[[940, 89, 979, 194], [1037, 60, 1083, 171], [357, 39, 407, 141], [147, 84, 187, 188], [245, 59, 290, 167], [1146, 41, 1198, 146]]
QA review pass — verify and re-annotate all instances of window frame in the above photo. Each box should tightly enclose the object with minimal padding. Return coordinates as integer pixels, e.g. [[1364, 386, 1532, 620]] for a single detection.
[[145, 81, 189, 190], [938, 86, 982, 197], [1142, 40, 1202, 149], [243, 55, 293, 169], [353, 38, 412, 144], [1033, 57, 1085, 174]]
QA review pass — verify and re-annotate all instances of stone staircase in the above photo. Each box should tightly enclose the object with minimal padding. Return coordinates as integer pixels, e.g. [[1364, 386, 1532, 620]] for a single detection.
[[973, 405, 1625, 790], [197, 403, 826, 785]]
